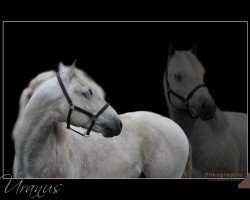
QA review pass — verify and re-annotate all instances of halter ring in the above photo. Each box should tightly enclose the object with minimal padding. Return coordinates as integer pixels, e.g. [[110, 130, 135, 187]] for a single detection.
[[70, 105, 75, 110]]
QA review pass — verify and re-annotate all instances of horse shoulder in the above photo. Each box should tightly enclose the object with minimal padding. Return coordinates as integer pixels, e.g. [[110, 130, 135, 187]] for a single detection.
[[120, 111, 188, 147], [223, 111, 247, 136], [219, 111, 247, 149], [120, 111, 189, 177]]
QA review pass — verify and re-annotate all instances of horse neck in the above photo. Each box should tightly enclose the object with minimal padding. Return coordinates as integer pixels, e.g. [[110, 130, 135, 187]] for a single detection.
[[14, 87, 63, 177], [165, 98, 197, 137], [163, 73, 197, 135]]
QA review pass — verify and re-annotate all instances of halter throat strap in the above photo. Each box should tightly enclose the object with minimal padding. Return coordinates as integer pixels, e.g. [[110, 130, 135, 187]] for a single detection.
[[56, 72, 109, 137]]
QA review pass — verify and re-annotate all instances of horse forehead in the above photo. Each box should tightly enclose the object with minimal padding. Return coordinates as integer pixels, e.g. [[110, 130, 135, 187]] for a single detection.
[[73, 73, 105, 99], [74, 75, 90, 87], [74, 75, 100, 92], [185, 52, 205, 74], [170, 51, 205, 75]]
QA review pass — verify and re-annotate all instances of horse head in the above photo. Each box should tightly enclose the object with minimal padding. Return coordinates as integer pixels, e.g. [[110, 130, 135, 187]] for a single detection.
[[17, 62, 122, 138], [165, 44, 217, 120]]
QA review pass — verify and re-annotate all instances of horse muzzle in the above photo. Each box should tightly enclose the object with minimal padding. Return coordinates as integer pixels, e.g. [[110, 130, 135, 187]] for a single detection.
[[101, 118, 123, 138], [198, 101, 217, 120]]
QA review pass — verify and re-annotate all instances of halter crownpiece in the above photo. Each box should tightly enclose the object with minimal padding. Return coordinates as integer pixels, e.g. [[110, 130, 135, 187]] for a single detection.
[[56, 72, 110, 137], [165, 68, 206, 119]]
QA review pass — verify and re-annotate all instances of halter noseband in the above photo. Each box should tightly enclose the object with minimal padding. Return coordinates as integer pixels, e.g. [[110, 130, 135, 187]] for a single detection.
[[165, 68, 206, 119], [56, 72, 109, 137]]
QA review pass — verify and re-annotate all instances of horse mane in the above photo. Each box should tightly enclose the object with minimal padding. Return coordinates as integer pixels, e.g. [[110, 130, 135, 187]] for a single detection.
[[19, 71, 56, 113], [12, 63, 106, 140]]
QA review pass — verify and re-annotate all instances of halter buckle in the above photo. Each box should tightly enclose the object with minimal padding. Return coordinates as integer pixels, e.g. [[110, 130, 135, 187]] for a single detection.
[[91, 115, 97, 121], [83, 133, 90, 138]]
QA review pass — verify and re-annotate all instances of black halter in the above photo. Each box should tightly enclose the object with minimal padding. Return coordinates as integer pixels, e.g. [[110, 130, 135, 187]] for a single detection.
[[56, 72, 110, 137], [165, 68, 206, 118]]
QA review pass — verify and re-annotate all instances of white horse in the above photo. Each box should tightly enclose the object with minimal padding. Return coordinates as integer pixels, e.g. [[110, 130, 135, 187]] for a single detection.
[[163, 44, 247, 178], [13, 63, 191, 178]]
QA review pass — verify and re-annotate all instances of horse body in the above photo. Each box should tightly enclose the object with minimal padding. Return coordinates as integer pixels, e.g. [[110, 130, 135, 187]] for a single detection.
[[14, 110, 188, 178], [13, 64, 189, 178], [163, 46, 247, 178], [169, 107, 244, 177]]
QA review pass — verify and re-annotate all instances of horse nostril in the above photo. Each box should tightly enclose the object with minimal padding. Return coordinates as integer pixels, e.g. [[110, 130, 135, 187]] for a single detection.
[[119, 121, 123, 131], [201, 101, 217, 114], [201, 102, 207, 110]]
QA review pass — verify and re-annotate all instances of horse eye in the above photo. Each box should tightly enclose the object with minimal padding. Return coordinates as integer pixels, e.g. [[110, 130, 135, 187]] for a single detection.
[[88, 89, 93, 96], [82, 89, 93, 98], [174, 74, 183, 81]]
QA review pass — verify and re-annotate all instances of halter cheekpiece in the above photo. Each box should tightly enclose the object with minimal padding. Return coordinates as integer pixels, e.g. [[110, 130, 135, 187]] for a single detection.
[[56, 72, 109, 137]]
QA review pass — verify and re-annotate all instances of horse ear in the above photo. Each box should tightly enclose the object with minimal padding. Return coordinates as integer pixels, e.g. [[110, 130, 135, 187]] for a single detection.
[[70, 59, 77, 68], [59, 62, 67, 72], [67, 65, 75, 79], [168, 43, 176, 58], [191, 44, 198, 55], [59, 61, 75, 80]]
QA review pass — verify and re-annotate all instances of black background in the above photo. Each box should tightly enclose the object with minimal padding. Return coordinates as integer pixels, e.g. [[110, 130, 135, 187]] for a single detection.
[[2, 22, 248, 194]]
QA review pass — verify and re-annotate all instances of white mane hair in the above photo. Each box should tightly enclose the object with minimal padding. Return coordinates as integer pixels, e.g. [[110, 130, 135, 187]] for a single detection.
[[12, 62, 106, 139], [19, 71, 55, 114]]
